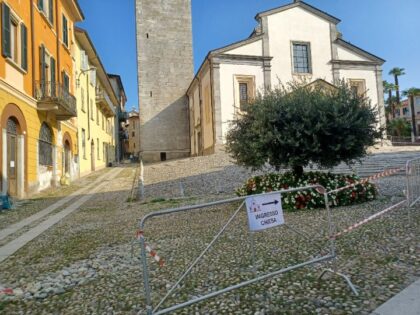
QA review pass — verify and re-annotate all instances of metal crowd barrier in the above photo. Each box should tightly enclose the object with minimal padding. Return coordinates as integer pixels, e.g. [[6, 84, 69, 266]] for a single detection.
[[138, 185, 357, 315], [406, 157, 420, 207]]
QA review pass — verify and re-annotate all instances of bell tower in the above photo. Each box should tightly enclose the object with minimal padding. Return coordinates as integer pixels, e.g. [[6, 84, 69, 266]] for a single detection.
[[135, 0, 194, 162]]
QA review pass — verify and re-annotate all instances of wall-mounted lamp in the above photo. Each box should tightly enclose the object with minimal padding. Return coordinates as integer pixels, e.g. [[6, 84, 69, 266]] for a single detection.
[[76, 67, 97, 88]]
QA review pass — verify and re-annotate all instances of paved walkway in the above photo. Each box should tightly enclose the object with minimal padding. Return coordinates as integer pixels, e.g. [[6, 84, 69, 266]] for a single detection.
[[371, 278, 420, 315], [0, 167, 123, 263]]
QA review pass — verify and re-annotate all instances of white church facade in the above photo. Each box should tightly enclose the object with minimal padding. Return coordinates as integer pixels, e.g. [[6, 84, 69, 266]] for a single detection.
[[187, 1, 386, 156]]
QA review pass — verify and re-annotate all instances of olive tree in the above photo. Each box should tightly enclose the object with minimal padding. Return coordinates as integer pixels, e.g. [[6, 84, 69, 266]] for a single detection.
[[226, 81, 382, 176]]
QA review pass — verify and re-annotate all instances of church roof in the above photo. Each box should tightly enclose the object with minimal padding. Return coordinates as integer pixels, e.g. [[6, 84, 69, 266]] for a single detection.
[[255, 0, 341, 25]]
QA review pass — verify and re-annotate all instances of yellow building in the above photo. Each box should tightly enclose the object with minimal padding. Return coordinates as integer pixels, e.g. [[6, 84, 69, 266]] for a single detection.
[[74, 28, 117, 177], [0, 0, 83, 197], [126, 110, 140, 158]]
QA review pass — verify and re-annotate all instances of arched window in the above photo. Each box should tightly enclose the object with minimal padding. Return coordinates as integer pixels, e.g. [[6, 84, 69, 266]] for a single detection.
[[39, 123, 53, 166], [7, 118, 18, 135]]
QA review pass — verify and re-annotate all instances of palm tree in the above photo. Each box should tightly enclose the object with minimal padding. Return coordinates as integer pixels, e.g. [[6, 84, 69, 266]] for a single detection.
[[389, 67, 406, 107], [383, 80, 396, 118], [402, 88, 420, 138]]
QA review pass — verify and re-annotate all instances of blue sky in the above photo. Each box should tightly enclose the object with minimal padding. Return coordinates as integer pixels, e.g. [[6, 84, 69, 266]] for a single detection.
[[79, 0, 419, 110]]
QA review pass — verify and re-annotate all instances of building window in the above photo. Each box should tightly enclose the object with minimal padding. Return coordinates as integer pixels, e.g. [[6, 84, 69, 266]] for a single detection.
[[239, 83, 248, 110], [403, 108, 409, 116], [10, 19, 18, 63], [103, 142, 106, 162], [235, 76, 255, 112], [349, 79, 366, 97], [132, 131, 135, 137], [38, 0, 54, 24], [62, 72, 70, 92], [39, 123, 53, 166], [96, 107, 99, 125], [102, 114, 104, 130], [81, 128, 86, 159], [2, 3, 28, 71], [292, 42, 311, 74], [62, 14, 68, 47], [97, 138, 100, 160]]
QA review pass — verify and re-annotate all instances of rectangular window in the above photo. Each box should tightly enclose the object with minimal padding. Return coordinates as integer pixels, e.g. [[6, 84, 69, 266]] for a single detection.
[[62, 14, 68, 47], [97, 138, 100, 160], [102, 113, 104, 130], [403, 108, 409, 116], [292, 43, 311, 74], [349, 79, 366, 97], [132, 131, 135, 137], [2, 4, 28, 71], [239, 83, 248, 109], [63, 72, 70, 92], [10, 19, 18, 63], [81, 128, 86, 159], [38, 0, 54, 24], [96, 107, 99, 125], [236, 76, 255, 112]]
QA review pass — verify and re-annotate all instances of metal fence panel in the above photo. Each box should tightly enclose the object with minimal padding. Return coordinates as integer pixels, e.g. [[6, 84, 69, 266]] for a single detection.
[[138, 185, 356, 315], [406, 157, 420, 207]]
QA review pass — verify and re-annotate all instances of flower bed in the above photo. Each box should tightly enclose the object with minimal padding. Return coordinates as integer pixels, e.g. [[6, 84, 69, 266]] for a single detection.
[[237, 172, 377, 211]]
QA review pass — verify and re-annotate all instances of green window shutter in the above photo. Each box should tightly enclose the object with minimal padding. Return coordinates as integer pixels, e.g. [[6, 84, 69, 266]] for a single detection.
[[21, 24, 28, 71], [39, 45, 46, 94], [50, 57, 56, 96], [2, 3, 11, 58], [48, 0, 53, 24], [50, 57, 55, 82]]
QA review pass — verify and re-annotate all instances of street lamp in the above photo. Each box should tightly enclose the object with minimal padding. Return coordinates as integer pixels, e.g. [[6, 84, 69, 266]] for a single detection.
[[76, 67, 96, 88]]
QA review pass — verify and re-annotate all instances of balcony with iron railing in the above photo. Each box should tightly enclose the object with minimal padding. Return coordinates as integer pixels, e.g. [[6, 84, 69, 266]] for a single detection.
[[35, 81, 77, 120], [96, 87, 115, 117], [118, 110, 128, 121]]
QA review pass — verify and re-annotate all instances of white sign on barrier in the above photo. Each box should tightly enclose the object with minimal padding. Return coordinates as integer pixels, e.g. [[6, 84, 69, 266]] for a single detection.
[[246, 193, 284, 231]]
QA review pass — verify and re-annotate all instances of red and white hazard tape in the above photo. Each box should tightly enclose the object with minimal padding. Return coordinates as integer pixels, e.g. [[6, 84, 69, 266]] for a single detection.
[[328, 168, 403, 194], [136, 230, 165, 267], [332, 199, 406, 239], [0, 288, 14, 295]]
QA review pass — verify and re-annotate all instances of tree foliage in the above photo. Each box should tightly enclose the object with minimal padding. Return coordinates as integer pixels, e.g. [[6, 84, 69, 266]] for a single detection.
[[226, 81, 382, 174], [387, 118, 411, 137]]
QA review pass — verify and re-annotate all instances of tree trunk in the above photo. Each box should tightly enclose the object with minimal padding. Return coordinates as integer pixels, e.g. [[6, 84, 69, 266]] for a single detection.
[[410, 95, 417, 138], [389, 90, 395, 119], [293, 165, 304, 177], [395, 75, 400, 106]]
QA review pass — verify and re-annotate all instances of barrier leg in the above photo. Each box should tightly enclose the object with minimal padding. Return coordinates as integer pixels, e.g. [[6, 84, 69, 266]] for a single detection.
[[139, 232, 154, 315], [319, 268, 359, 296]]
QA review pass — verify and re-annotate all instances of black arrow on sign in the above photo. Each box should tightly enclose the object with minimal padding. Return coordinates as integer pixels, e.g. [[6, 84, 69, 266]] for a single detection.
[[262, 200, 279, 206]]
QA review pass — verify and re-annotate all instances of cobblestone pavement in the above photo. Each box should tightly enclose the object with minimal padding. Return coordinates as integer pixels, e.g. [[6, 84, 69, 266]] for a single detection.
[[0, 151, 418, 315]]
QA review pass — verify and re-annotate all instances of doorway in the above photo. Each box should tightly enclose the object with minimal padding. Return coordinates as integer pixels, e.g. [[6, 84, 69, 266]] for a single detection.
[[6, 118, 19, 196], [91, 140, 95, 171], [64, 140, 71, 175]]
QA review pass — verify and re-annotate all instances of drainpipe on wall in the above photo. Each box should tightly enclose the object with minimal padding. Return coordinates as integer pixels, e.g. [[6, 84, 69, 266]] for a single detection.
[[87, 74, 90, 140], [30, 0, 35, 96]]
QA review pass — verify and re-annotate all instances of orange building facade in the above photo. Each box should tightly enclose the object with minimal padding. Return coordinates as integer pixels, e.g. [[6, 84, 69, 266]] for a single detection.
[[0, 0, 84, 197]]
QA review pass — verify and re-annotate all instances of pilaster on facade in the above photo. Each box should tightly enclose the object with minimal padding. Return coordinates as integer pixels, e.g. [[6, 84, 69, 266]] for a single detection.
[[211, 61, 223, 145]]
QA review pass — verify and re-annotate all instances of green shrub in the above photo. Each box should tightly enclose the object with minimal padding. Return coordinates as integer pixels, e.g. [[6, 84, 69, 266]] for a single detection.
[[237, 171, 377, 211], [226, 81, 382, 176]]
